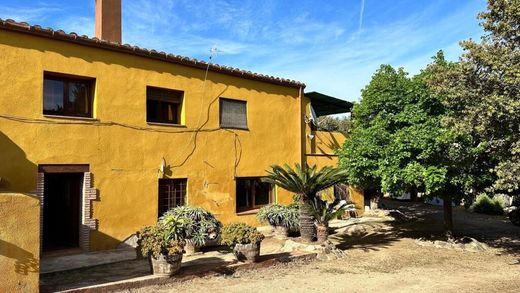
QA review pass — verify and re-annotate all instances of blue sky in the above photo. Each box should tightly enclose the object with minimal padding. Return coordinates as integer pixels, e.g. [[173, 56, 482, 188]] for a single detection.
[[0, 0, 486, 101]]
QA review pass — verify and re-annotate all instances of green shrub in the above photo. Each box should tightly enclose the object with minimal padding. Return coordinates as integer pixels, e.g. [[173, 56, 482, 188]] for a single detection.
[[221, 223, 265, 246], [160, 206, 221, 246], [471, 194, 504, 215], [256, 204, 299, 230], [137, 216, 186, 258]]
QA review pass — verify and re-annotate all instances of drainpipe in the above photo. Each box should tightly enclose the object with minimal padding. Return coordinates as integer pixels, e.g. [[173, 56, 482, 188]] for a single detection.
[[298, 86, 306, 167]]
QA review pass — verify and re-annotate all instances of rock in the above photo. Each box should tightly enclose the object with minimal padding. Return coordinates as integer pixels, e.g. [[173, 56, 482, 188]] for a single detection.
[[117, 234, 138, 249], [415, 236, 491, 253], [280, 239, 346, 260], [388, 210, 414, 223]]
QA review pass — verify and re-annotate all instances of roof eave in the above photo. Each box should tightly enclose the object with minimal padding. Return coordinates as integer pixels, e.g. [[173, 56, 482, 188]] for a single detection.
[[0, 18, 306, 89]]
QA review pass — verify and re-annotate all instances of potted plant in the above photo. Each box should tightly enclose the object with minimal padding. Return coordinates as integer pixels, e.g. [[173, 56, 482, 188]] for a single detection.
[[309, 197, 355, 242], [257, 204, 299, 239], [263, 164, 348, 242], [160, 206, 221, 255], [221, 223, 265, 263], [137, 215, 186, 276]]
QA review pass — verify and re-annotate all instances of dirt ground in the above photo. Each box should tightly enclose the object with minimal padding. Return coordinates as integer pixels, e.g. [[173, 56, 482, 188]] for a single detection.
[[122, 200, 520, 293]]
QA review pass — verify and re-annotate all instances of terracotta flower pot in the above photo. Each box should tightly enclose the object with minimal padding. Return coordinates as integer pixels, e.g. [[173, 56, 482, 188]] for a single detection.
[[316, 224, 329, 243], [233, 242, 261, 263], [149, 253, 183, 276], [272, 225, 289, 239]]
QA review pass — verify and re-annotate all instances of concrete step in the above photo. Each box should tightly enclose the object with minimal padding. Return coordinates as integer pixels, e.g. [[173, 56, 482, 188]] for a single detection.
[[40, 248, 137, 274]]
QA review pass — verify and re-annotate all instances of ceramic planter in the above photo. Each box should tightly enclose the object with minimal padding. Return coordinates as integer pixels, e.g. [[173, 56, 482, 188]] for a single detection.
[[184, 239, 201, 255], [272, 225, 289, 239], [316, 224, 329, 243], [233, 242, 261, 263], [149, 253, 183, 276]]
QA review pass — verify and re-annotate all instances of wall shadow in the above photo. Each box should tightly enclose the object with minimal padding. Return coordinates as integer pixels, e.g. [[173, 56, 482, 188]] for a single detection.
[[0, 239, 39, 275], [0, 131, 37, 192]]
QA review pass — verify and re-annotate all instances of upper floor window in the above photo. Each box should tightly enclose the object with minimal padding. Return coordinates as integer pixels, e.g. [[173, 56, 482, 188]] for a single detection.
[[147, 86, 183, 125], [220, 98, 247, 129], [43, 73, 94, 118], [236, 177, 273, 212]]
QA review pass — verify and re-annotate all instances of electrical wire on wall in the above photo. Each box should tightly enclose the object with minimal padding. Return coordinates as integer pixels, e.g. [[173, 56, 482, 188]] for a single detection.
[[0, 46, 244, 178]]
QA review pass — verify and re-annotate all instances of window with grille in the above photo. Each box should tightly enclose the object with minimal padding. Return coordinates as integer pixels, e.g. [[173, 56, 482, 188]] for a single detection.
[[220, 98, 247, 129], [43, 73, 94, 118], [158, 179, 187, 217], [236, 177, 272, 212], [147, 86, 183, 125]]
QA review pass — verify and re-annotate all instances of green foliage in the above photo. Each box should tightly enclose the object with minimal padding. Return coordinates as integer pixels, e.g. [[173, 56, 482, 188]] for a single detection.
[[137, 216, 187, 258], [220, 223, 265, 246], [263, 164, 348, 200], [471, 194, 505, 215], [317, 116, 351, 134], [338, 60, 456, 198], [428, 0, 520, 198], [160, 206, 221, 247], [308, 197, 356, 225], [256, 204, 299, 230]]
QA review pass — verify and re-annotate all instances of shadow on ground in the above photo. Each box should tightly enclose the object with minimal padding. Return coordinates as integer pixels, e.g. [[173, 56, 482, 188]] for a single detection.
[[331, 198, 520, 257]]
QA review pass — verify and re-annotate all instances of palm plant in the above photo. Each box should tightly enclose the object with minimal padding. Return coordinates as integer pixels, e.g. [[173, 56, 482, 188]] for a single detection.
[[309, 197, 355, 242], [263, 164, 348, 242]]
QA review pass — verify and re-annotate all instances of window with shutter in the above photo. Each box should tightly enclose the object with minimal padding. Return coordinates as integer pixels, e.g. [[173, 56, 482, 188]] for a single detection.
[[219, 98, 247, 129], [146, 86, 183, 125]]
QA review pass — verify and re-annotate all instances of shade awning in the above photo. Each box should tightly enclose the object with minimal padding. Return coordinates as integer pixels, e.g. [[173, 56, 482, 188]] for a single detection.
[[305, 91, 353, 117]]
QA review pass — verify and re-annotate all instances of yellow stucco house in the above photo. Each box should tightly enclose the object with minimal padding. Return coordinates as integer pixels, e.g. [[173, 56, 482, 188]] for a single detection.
[[0, 1, 362, 272]]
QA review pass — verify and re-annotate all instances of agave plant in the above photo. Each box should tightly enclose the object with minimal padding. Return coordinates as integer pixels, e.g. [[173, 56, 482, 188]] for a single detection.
[[257, 204, 299, 230], [309, 197, 356, 242], [263, 164, 348, 242], [160, 206, 221, 248]]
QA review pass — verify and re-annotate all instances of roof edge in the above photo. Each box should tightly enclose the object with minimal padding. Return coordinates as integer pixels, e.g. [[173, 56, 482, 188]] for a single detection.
[[0, 18, 306, 89]]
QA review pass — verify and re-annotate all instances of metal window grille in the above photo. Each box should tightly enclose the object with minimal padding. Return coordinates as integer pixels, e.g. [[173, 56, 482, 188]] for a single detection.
[[158, 179, 186, 217]]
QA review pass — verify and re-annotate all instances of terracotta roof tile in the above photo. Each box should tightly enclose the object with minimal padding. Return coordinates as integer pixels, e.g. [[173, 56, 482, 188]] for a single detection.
[[0, 18, 305, 88]]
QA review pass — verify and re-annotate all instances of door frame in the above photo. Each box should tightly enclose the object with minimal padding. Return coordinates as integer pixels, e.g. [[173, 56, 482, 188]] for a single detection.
[[37, 164, 97, 253]]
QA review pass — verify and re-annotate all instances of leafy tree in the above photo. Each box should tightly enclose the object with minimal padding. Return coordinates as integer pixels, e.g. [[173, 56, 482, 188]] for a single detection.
[[339, 57, 461, 233], [263, 164, 348, 242], [428, 0, 520, 199], [317, 116, 352, 134]]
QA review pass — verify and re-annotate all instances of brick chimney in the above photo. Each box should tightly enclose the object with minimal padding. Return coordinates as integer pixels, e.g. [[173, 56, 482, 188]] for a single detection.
[[95, 0, 122, 43]]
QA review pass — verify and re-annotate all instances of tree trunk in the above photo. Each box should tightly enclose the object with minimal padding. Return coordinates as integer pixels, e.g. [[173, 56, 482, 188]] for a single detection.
[[299, 196, 315, 243], [443, 195, 453, 237]]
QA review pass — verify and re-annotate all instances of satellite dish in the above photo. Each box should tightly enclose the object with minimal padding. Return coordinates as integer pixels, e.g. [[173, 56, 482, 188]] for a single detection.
[[309, 105, 318, 126]]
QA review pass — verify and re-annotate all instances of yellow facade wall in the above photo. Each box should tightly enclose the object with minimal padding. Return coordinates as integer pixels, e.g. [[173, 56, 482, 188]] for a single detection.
[[0, 30, 303, 250], [302, 97, 364, 214], [0, 193, 40, 293]]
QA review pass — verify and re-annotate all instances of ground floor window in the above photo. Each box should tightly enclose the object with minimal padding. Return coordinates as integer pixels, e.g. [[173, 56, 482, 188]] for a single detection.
[[236, 177, 273, 212], [158, 178, 187, 217]]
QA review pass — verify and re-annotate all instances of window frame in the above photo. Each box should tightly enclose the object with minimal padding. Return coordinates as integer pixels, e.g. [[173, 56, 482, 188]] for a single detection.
[[43, 72, 95, 118], [157, 178, 187, 218], [219, 98, 248, 130], [146, 86, 184, 126], [235, 177, 273, 213]]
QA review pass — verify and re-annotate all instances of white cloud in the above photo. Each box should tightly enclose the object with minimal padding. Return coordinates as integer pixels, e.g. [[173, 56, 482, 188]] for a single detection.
[[0, 5, 62, 22], [0, 0, 486, 103]]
